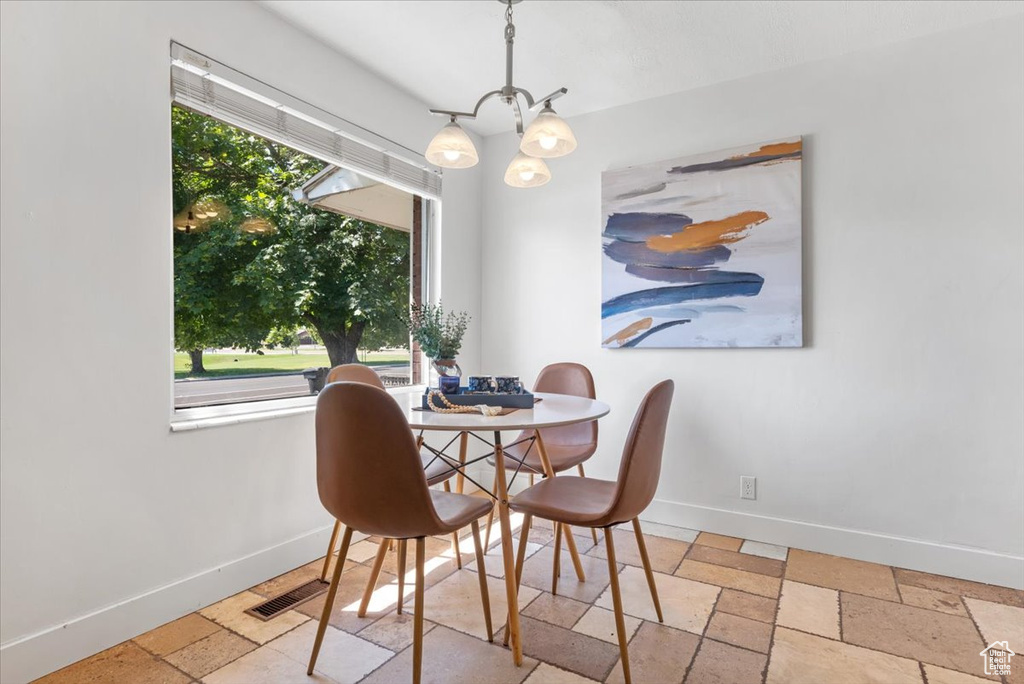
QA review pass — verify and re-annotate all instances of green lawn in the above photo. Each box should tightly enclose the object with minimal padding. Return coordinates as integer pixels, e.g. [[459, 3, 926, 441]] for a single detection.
[[175, 350, 408, 379]]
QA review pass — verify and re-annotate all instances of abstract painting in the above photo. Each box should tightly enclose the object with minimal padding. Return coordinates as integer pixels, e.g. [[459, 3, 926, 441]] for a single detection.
[[601, 137, 803, 348]]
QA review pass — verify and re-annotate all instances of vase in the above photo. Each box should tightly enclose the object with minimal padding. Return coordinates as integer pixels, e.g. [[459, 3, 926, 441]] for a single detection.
[[431, 358, 462, 394]]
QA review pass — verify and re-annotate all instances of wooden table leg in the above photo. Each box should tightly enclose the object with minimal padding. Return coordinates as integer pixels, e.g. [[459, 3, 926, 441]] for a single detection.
[[492, 431, 523, 666], [535, 433, 586, 583], [456, 431, 468, 494]]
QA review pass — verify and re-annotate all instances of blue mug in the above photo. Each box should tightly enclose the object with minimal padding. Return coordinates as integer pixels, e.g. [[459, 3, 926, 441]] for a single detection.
[[467, 376, 496, 393], [495, 376, 522, 394]]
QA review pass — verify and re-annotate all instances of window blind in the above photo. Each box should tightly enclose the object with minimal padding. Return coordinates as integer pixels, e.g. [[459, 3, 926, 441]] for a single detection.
[[170, 43, 442, 200]]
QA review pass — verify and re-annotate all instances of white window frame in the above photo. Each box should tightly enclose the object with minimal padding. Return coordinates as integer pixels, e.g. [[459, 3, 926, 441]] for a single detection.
[[168, 43, 439, 430]]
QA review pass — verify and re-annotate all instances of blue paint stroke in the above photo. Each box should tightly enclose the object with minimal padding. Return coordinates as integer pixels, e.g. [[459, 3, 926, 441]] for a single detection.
[[633, 304, 745, 320], [626, 263, 756, 283], [603, 212, 692, 242], [669, 151, 801, 175], [602, 275, 764, 319], [621, 320, 692, 348], [604, 241, 731, 268]]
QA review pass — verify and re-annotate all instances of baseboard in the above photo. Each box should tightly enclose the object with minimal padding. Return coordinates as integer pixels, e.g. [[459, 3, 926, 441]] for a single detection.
[[643, 499, 1024, 590], [0, 523, 359, 684]]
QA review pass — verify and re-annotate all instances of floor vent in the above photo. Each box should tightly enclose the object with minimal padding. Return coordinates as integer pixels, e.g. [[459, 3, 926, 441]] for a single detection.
[[244, 579, 329, 621]]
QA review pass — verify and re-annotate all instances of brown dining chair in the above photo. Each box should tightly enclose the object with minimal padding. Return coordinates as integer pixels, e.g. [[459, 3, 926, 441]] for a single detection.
[[485, 362, 599, 589], [308, 381, 494, 684], [507, 380, 674, 684], [320, 364, 465, 589]]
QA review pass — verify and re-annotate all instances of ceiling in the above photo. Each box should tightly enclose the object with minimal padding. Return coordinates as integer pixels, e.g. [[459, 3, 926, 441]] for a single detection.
[[261, 0, 1023, 137]]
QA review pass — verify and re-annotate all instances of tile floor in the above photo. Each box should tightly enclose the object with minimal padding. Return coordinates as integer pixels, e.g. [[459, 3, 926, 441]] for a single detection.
[[35, 519, 1024, 684]]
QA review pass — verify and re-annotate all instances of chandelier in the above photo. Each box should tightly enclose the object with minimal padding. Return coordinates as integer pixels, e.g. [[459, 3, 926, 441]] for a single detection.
[[424, 0, 577, 188]]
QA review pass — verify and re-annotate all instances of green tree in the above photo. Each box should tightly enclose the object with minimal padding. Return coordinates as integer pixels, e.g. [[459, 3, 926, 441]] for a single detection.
[[171, 106, 410, 370]]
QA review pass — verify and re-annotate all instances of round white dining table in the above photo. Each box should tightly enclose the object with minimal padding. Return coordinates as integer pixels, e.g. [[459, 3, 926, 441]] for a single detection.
[[395, 390, 610, 665]]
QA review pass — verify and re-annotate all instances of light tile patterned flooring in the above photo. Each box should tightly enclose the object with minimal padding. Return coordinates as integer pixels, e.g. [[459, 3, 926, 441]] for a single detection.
[[36, 517, 1024, 684]]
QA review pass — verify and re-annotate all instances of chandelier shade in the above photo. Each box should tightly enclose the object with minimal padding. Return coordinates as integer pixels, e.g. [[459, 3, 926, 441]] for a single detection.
[[520, 104, 577, 158], [504, 152, 550, 188], [424, 121, 479, 169]]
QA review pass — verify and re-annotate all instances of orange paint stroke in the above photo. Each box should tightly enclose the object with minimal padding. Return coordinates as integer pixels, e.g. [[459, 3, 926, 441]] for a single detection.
[[731, 140, 802, 159], [603, 317, 652, 346], [646, 211, 769, 253]]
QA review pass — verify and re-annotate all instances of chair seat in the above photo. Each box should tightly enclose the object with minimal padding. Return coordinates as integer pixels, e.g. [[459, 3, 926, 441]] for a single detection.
[[509, 476, 618, 527], [423, 454, 456, 486], [487, 437, 596, 474], [429, 490, 494, 534]]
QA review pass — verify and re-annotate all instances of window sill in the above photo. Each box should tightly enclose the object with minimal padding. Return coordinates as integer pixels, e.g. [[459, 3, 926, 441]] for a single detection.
[[170, 384, 426, 432]]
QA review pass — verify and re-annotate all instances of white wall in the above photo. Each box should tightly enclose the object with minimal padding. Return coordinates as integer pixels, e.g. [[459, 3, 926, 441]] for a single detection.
[[0, 2, 482, 682], [480, 17, 1024, 588]]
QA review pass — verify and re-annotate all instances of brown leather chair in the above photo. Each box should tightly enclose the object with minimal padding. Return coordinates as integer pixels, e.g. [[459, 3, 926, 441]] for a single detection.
[[308, 381, 494, 684], [507, 380, 674, 684], [319, 365, 465, 587], [485, 363, 600, 583]]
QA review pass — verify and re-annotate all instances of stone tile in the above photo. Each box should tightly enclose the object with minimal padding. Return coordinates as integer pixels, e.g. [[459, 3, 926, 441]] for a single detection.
[[685, 637, 766, 684], [522, 662, 598, 684], [605, 620, 699, 684], [766, 627, 922, 684], [520, 546, 613, 604], [705, 611, 772, 653], [346, 539, 385, 564], [714, 589, 777, 624], [776, 580, 840, 639], [133, 613, 222, 657], [466, 536, 543, 579], [894, 569, 1023, 608], [361, 624, 537, 684], [356, 612, 436, 652], [586, 527, 689, 574], [250, 560, 333, 599], [923, 664, 995, 684], [296, 564, 398, 634], [964, 597, 1024, 655], [420, 567, 539, 641], [785, 549, 899, 601], [687, 544, 785, 578], [694, 533, 743, 552], [518, 615, 621, 682], [201, 644, 333, 684], [199, 591, 309, 645], [637, 520, 700, 543], [675, 560, 781, 598], [841, 592, 990, 676], [571, 606, 641, 645], [739, 540, 789, 561], [521, 593, 591, 629], [34, 642, 192, 684], [377, 535, 457, 578], [264, 621, 392, 684], [597, 566, 719, 634], [899, 584, 968, 617], [164, 629, 256, 679]]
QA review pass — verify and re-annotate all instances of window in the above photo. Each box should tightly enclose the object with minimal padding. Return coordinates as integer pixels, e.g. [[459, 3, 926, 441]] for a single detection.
[[169, 44, 439, 415]]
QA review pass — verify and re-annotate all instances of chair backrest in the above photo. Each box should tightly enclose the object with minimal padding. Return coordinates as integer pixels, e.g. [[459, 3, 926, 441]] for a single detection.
[[606, 379, 675, 523], [533, 362, 598, 447], [315, 382, 445, 538], [326, 363, 385, 389]]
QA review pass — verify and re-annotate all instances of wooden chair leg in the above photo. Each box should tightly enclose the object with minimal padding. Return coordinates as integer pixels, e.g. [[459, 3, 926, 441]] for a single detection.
[[483, 473, 498, 549], [604, 528, 632, 684], [308, 526, 353, 675], [504, 513, 532, 646], [562, 524, 587, 582], [552, 521, 562, 595], [471, 520, 493, 642], [529, 472, 534, 487], [320, 520, 342, 581], [397, 539, 408, 615], [578, 464, 600, 544], [632, 518, 664, 622], [456, 431, 468, 493], [358, 537, 389, 617], [443, 480, 462, 568], [413, 537, 426, 684]]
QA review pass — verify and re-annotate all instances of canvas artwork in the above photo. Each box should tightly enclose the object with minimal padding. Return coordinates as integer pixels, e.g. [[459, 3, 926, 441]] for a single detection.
[[601, 137, 803, 348]]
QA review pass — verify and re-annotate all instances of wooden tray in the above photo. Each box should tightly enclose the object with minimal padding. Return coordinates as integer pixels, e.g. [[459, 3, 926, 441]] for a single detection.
[[422, 388, 535, 409]]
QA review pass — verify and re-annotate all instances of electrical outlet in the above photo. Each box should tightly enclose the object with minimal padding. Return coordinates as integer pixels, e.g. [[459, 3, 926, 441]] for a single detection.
[[740, 476, 756, 500]]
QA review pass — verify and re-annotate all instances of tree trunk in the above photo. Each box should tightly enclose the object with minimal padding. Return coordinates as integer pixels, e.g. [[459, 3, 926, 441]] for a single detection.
[[188, 349, 206, 374], [319, 322, 366, 367]]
